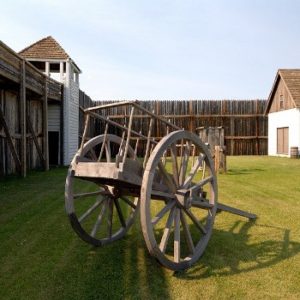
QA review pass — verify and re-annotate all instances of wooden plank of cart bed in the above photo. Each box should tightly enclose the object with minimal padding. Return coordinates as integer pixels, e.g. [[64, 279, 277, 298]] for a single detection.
[[74, 162, 143, 186]]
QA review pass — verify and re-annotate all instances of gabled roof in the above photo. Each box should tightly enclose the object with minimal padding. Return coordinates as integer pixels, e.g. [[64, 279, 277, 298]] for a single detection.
[[19, 36, 70, 60], [265, 69, 300, 114]]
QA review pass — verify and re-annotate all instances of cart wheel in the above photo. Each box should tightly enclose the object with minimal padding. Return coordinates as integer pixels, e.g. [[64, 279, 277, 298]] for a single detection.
[[65, 134, 139, 246], [140, 130, 217, 270]]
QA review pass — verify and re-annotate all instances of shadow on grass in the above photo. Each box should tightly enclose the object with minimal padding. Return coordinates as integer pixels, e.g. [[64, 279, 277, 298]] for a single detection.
[[52, 227, 170, 300], [175, 220, 300, 280], [226, 168, 265, 175]]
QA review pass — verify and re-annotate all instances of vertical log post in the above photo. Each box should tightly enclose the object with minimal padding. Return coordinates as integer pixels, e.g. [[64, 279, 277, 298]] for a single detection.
[[123, 106, 135, 161], [20, 59, 26, 177], [143, 113, 154, 169], [256, 100, 259, 155], [60, 84, 64, 165], [215, 145, 227, 173], [43, 77, 49, 170], [230, 117, 234, 155]]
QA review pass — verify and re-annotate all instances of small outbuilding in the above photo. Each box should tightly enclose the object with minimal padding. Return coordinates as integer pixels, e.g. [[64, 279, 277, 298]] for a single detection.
[[265, 69, 300, 157]]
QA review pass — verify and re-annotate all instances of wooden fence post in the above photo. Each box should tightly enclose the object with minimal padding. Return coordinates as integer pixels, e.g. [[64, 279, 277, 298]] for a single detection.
[[43, 77, 49, 170], [215, 145, 227, 173], [20, 59, 26, 177], [60, 84, 64, 165]]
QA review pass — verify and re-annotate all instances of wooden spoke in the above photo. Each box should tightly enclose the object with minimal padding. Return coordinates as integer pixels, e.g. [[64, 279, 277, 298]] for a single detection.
[[179, 141, 191, 186], [191, 144, 196, 166], [183, 208, 207, 235], [114, 198, 126, 227], [158, 161, 177, 193], [78, 199, 104, 223], [170, 144, 179, 187], [180, 210, 195, 255], [90, 201, 107, 237], [89, 148, 98, 161], [177, 139, 184, 182], [179, 139, 184, 170], [151, 201, 176, 226], [105, 142, 111, 162], [107, 199, 114, 238], [174, 208, 181, 263], [182, 154, 206, 189], [189, 176, 213, 194], [202, 161, 206, 180], [73, 190, 105, 200], [120, 196, 137, 209], [159, 207, 176, 253], [162, 150, 167, 166]]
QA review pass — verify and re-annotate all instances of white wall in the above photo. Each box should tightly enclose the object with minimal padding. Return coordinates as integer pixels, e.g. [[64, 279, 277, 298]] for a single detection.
[[63, 61, 79, 165], [268, 108, 300, 156]]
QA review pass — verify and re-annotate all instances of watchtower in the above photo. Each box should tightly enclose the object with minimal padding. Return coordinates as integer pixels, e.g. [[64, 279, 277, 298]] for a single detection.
[[19, 36, 81, 165]]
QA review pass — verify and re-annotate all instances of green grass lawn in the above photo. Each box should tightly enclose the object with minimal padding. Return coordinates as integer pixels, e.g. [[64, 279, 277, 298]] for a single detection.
[[1, 156, 300, 300]]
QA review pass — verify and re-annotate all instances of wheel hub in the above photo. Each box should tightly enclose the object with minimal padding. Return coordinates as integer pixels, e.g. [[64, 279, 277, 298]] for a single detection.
[[175, 189, 192, 209], [104, 185, 120, 199]]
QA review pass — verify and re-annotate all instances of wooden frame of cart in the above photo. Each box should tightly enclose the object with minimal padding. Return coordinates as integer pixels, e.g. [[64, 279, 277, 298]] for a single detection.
[[65, 100, 256, 271]]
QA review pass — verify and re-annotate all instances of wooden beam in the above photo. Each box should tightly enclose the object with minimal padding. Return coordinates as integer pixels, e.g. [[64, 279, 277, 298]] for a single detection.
[[217, 203, 257, 220], [20, 59, 26, 177], [27, 114, 46, 167], [104, 113, 266, 119], [224, 136, 268, 140], [0, 106, 21, 171], [43, 77, 49, 170], [60, 84, 64, 165]]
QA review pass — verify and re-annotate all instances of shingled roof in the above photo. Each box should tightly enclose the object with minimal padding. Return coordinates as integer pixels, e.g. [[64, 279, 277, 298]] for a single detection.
[[265, 69, 300, 114], [19, 36, 70, 60]]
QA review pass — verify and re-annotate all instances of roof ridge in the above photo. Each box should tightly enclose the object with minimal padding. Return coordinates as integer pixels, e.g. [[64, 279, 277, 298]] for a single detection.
[[265, 69, 300, 114], [19, 36, 52, 54], [18, 36, 70, 60]]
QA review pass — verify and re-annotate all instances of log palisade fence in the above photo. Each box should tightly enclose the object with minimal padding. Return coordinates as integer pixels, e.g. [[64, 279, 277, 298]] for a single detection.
[[79, 97, 268, 156]]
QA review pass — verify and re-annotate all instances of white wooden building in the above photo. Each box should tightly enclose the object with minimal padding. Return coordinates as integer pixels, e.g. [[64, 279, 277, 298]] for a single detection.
[[265, 69, 300, 157], [19, 36, 81, 165]]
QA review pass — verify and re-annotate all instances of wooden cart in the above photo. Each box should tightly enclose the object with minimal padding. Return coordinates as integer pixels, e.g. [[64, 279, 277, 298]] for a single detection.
[[65, 101, 256, 271]]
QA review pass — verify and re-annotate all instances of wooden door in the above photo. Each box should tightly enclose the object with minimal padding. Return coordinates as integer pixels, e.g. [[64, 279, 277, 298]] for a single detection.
[[277, 127, 289, 154]]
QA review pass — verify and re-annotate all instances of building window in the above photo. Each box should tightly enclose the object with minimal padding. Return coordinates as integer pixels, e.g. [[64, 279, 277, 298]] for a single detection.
[[279, 95, 284, 110], [277, 127, 289, 154]]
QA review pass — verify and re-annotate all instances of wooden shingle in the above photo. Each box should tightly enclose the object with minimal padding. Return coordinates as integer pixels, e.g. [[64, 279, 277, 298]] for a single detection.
[[279, 69, 300, 107], [265, 69, 300, 114], [19, 36, 70, 60]]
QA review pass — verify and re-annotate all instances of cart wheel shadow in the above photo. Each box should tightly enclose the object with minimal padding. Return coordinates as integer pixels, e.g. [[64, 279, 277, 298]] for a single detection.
[[174, 220, 300, 279], [226, 168, 265, 175], [81, 223, 171, 299]]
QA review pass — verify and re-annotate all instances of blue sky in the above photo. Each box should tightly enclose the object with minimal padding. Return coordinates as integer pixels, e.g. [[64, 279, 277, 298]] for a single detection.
[[1, 0, 300, 100]]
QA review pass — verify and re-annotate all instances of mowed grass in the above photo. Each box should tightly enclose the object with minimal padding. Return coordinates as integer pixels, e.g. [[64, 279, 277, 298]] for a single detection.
[[0, 156, 300, 300]]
